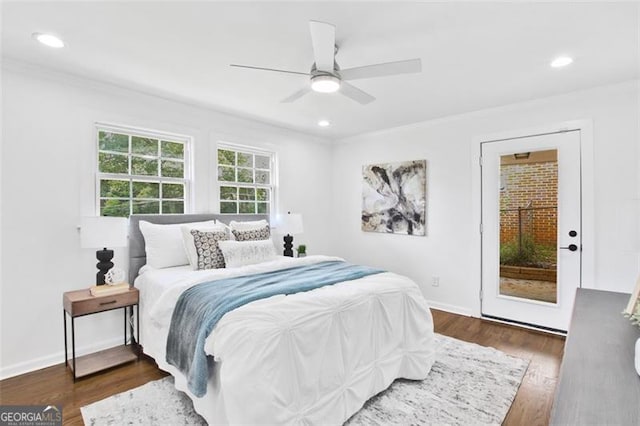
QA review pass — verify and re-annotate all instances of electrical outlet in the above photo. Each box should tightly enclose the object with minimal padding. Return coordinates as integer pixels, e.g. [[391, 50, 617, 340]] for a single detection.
[[432, 276, 440, 287]]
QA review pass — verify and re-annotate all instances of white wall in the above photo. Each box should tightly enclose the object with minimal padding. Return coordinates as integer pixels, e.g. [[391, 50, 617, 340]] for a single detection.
[[0, 61, 332, 378], [331, 80, 640, 316]]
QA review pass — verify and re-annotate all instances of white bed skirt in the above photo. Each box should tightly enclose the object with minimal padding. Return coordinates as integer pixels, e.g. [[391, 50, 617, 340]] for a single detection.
[[138, 256, 435, 425]]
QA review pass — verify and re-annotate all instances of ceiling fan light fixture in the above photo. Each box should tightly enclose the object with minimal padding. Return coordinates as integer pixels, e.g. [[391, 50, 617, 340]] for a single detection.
[[311, 75, 340, 93], [32, 32, 65, 48]]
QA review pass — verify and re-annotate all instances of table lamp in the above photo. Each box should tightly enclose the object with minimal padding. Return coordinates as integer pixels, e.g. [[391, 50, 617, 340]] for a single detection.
[[80, 217, 128, 285], [279, 212, 303, 257]]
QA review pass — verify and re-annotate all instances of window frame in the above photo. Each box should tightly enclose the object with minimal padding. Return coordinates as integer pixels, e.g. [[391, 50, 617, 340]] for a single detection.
[[216, 142, 276, 215], [95, 123, 193, 217]]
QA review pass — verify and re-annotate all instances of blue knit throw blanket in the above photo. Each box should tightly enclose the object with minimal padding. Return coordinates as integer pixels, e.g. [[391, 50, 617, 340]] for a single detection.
[[166, 260, 384, 397]]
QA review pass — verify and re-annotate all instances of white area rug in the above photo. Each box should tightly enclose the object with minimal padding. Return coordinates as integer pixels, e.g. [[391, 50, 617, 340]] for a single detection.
[[81, 334, 529, 425]]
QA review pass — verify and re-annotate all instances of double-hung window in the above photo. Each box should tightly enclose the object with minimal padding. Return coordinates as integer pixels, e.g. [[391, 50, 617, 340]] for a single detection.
[[217, 144, 274, 214], [97, 125, 190, 217]]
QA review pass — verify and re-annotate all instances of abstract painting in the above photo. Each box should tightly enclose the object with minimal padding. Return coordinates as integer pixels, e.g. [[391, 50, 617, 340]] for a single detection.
[[362, 160, 426, 235]]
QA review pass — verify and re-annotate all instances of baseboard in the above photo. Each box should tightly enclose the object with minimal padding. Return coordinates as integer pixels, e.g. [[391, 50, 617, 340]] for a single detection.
[[427, 300, 474, 317], [0, 337, 123, 380]]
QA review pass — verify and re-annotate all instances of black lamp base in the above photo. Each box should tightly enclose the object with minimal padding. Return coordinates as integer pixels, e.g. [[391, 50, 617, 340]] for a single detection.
[[283, 234, 294, 257], [96, 247, 114, 285]]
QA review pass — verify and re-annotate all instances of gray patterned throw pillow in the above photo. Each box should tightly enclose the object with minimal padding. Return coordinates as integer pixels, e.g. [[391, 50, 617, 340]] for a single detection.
[[232, 225, 271, 241], [191, 230, 228, 270]]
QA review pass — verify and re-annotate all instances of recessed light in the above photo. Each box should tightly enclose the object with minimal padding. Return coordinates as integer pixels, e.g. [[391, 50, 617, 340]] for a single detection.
[[550, 56, 573, 68], [32, 33, 65, 48], [317, 120, 330, 127]]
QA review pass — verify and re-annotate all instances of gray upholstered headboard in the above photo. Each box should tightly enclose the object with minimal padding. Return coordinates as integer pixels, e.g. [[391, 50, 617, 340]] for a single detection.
[[128, 214, 269, 284]]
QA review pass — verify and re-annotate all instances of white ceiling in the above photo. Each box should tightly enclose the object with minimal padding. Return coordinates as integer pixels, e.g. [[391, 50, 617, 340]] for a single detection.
[[3, 1, 638, 139]]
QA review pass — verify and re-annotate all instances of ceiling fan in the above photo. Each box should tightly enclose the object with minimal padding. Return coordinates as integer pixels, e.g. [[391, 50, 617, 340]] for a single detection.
[[230, 21, 422, 105]]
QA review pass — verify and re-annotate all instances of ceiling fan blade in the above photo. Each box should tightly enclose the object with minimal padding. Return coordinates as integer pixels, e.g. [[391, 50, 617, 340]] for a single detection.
[[309, 20, 336, 72], [230, 64, 309, 76], [281, 87, 311, 103], [340, 58, 422, 81], [340, 82, 375, 105]]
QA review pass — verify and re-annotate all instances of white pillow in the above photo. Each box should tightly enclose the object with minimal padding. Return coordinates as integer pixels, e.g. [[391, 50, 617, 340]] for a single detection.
[[181, 223, 228, 269], [228, 219, 269, 231], [218, 239, 277, 268], [139, 220, 216, 269]]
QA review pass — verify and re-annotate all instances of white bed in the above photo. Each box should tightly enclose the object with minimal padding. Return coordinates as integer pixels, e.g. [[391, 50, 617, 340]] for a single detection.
[[130, 215, 435, 425]]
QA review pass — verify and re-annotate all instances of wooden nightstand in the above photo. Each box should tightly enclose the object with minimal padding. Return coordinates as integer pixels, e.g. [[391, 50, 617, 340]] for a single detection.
[[63, 287, 139, 380]]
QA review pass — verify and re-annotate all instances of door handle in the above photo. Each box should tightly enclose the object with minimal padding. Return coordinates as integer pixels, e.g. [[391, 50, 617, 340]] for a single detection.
[[560, 244, 578, 252]]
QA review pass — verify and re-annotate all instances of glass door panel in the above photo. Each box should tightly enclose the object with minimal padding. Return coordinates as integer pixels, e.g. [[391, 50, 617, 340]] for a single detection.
[[499, 150, 558, 304]]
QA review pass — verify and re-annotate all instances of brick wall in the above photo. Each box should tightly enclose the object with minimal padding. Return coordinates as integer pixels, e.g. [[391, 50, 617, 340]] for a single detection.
[[500, 161, 557, 246]]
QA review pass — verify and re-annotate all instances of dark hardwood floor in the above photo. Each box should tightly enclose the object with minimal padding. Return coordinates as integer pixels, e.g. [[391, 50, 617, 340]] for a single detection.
[[0, 354, 168, 426], [0, 309, 564, 425], [432, 310, 565, 426]]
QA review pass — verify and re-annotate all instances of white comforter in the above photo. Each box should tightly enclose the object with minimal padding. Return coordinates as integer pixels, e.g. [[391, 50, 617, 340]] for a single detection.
[[136, 255, 435, 425]]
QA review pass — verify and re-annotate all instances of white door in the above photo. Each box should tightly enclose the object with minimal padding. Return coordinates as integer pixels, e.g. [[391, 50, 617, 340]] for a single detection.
[[481, 130, 581, 331]]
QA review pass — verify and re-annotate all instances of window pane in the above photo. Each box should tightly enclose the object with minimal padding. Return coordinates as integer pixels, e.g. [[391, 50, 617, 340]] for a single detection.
[[255, 155, 270, 169], [132, 199, 160, 214], [161, 140, 184, 159], [132, 181, 160, 199], [220, 201, 237, 214], [131, 157, 158, 176], [161, 160, 184, 178], [237, 168, 253, 183], [220, 186, 237, 200], [238, 187, 256, 200], [163, 183, 184, 199], [100, 179, 129, 198], [98, 128, 189, 218], [100, 199, 130, 217], [237, 152, 253, 167], [99, 131, 128, 153], [99, 152, 129, 174], [162, 200, 184, 214], [218, 166, 235, 182], [256, 188, 269, 201], [132, 136, 158, 156], [255, 170, 270, 184], [239, 202, 256, 214], [217, 147, 272, 216], [218, 149, 235, 166]]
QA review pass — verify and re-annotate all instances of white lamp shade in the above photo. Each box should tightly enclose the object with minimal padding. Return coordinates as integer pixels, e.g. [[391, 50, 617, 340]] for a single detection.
[[279, 213, 304, 235], [80, 217, 128, 248]]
